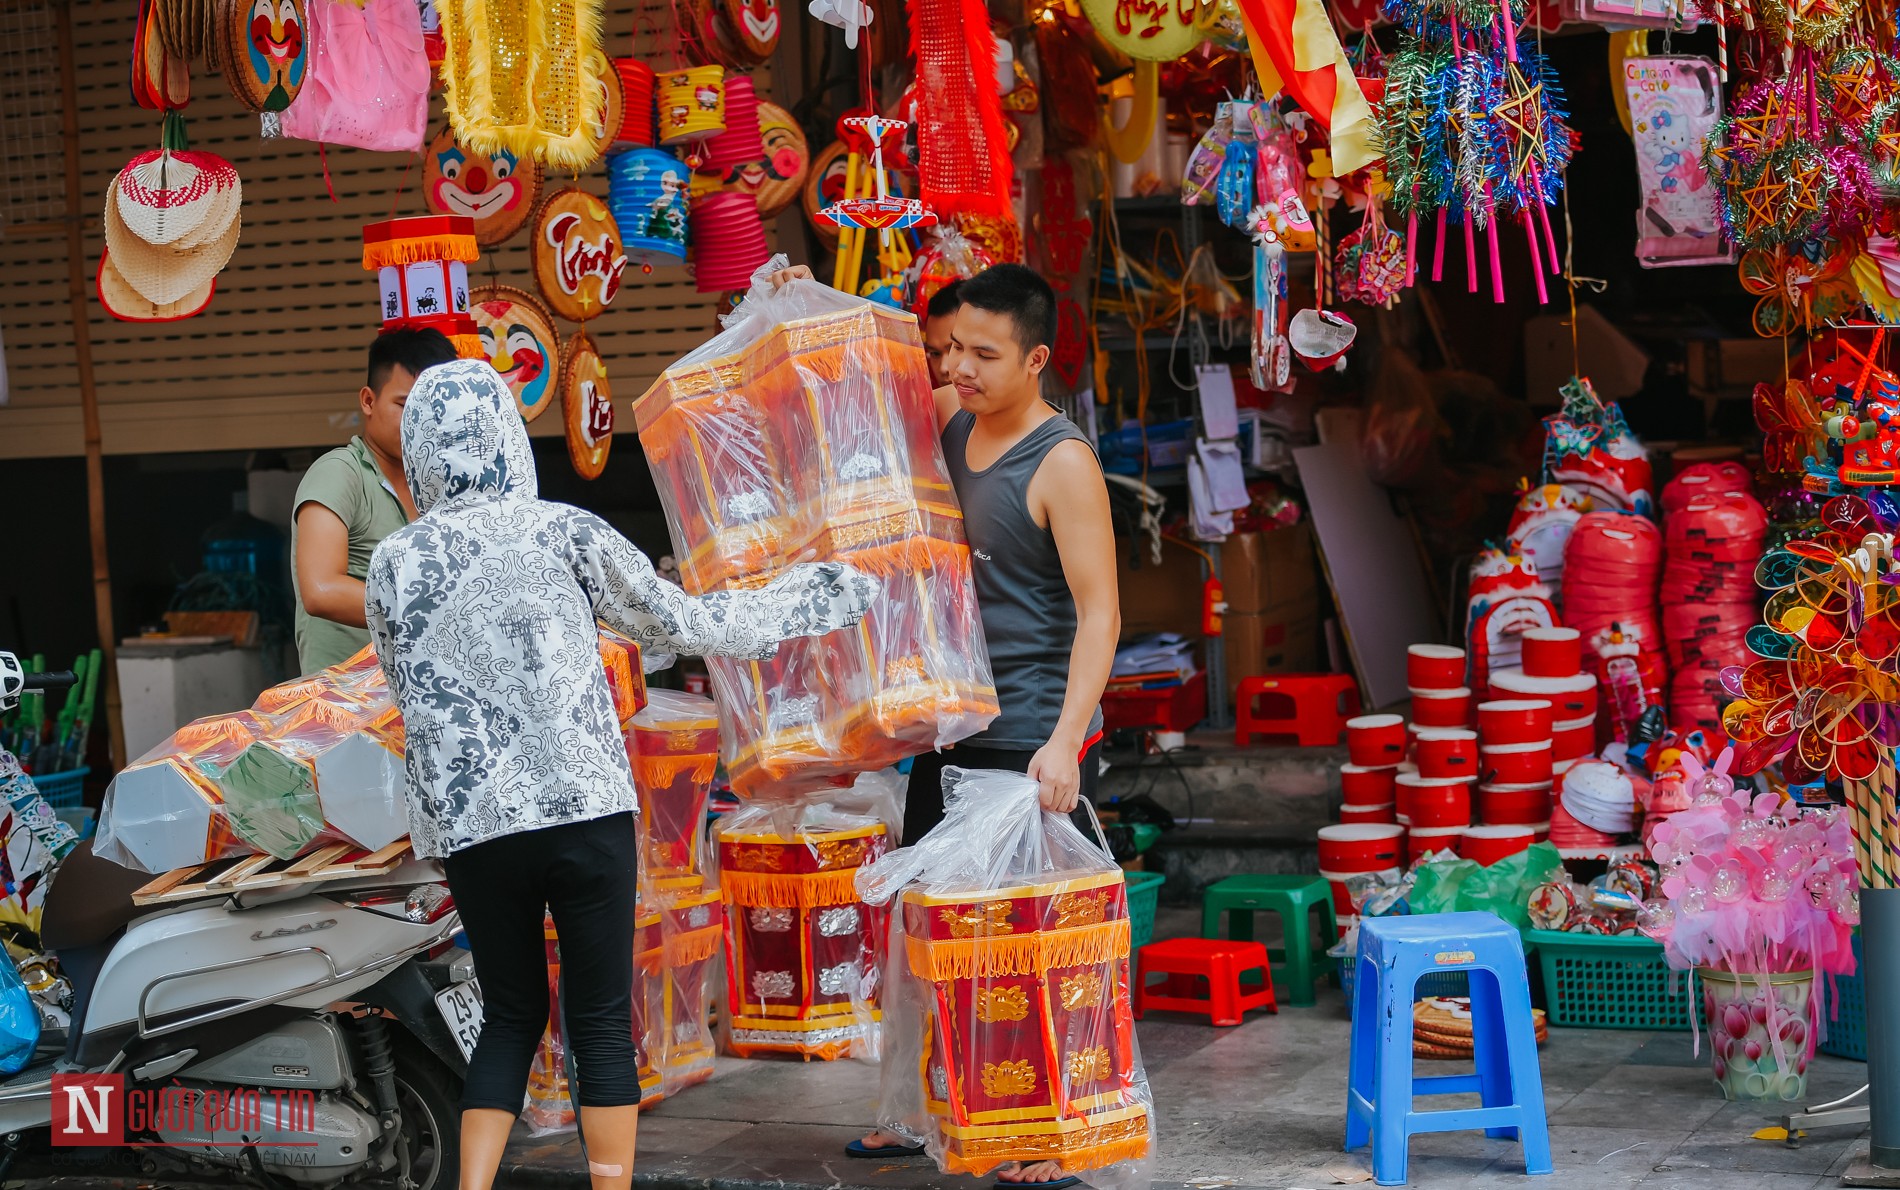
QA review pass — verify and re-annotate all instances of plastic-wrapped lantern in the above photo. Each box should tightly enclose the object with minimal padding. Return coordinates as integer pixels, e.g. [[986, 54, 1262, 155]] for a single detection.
[[361, 215, 484, 359]]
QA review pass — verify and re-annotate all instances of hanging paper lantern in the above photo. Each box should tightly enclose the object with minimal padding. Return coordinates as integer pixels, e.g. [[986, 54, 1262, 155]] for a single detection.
[[691, 191, 772, 293], [435, 0, 610, 170], [468, 284, 561, 422], [657, 66, 728, 145], [609, 148, 692, 270], [422, 125, 542, 248], [532, 187, 630, 323], [361, 215, 483, 359], [615, 59, 658, 148]]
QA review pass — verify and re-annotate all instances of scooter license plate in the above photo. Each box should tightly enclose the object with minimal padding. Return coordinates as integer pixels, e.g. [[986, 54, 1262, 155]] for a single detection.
[[435, 979, 483, 1062]]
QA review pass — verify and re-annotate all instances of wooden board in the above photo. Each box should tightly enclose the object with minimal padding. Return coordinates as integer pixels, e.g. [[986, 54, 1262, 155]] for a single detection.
[[0, 0, 776, 460], [132, 838, 412, 904], [1293, 440, 1440, 713]]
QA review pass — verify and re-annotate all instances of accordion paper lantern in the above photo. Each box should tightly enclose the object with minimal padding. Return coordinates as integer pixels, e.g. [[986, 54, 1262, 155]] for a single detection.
[[717, 813, 888, 1059], [635, 274, 998, 796], [609, 148, 691, 269], [95, 638, 646, 874]]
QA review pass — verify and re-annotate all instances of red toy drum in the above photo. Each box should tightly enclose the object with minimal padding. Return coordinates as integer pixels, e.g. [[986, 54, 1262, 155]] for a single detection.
[[1552, 715, 1599, 762], [1477, 699, 1554, 745], [1480, 741, 1554, 786], [1407, 780, 1471, 829], [1346, 715, 1407, 766], [1491, 670, 1597, 722], [1461, 824, 1535, 866], [1411, 687, 1473, 728], [1318, 823, 1405, 872], [1340, 802, 1396, 824], [1396, 772, 1470, 826], [719, 822, 888, 1060], [1340, 763, 1398, 806], [1414, 728, 1478, 780], [1407, 644, 1466, 690], [1520, 628, 1582, 678], [1407, 826, 1463, 862], [901, 873, 1153, 1177], [1479, 783, 1553, 825]]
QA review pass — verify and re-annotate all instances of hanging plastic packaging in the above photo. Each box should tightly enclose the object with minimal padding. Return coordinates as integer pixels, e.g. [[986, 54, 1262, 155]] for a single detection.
[[715, 772, 903, 1061], [0, 953, 39, 1076], [634, 256, 998, 798], [857, 769, 1156, 1190]]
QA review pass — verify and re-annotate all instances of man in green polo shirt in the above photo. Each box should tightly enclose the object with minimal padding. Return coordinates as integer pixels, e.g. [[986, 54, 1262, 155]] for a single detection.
[[292, 329, 460, 674]]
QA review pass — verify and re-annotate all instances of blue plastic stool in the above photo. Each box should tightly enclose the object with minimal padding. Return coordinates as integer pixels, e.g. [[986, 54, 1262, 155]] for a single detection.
[[1344, 911, 1552, 1186]]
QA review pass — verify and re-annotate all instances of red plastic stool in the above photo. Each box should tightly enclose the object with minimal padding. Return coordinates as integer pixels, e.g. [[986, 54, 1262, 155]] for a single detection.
[[1234, 673, 1362, 747], [1134, 938, 1277, 1026]]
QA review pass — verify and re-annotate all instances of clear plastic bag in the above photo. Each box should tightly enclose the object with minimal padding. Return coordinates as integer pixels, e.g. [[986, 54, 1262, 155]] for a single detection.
[[713, 775, 899, 1062], [96, 637, 649, 874], [856, 769, 1157, 1190], [634, 255, 998, 799]]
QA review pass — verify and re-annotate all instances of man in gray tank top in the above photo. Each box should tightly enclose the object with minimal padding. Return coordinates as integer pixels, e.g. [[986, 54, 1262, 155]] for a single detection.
[[772, 264, 1121, 1188]]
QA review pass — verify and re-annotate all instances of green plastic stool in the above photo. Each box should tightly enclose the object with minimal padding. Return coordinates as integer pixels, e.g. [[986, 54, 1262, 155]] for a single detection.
[[1200, 874, 1337, 1006]]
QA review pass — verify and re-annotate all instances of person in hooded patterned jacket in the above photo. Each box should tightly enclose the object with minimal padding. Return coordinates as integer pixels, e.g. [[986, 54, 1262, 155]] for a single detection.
[[365, 359, 876, 1190]]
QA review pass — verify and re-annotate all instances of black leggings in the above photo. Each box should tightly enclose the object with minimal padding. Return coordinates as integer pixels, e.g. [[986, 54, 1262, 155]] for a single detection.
[[442, 812, 640, 1114]]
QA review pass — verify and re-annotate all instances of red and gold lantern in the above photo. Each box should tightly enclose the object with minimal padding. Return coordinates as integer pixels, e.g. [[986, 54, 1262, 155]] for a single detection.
[[718, 821, 889, 1059], [627, 691, 720, 892], [899, 873, 1152, 1177], [361, 215, 485, 360]]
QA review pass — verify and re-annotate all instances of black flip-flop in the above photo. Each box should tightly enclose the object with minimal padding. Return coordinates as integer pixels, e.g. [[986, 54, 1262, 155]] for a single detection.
[[993, 1177, 1082, 1189], [845, 1137, 926, 1159]]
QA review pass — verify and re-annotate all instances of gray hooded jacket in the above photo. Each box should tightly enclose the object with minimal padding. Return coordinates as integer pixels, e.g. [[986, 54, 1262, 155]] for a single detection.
[[365, 360, 874, 859]]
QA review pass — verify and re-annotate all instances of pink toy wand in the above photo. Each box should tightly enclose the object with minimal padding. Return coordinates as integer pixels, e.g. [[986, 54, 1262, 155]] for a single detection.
[[1522, 210, 1547, 303], [1433, 208, 1448, 281], [1524, 159, 1561, 273], [1465, 209, 1479, 293], [1405, 207, 1419, 287], [1484, 187, 1505, 303]]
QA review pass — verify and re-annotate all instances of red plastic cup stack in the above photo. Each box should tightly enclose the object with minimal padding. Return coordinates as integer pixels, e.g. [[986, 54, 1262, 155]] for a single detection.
[[1318, 823, 1405, 938], [1660, 467, 1766, 735], [1562, 511, 1667, 737], [1407, 644, 1471, 727]]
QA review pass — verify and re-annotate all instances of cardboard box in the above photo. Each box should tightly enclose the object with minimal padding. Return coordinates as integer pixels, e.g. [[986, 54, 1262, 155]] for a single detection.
[[1524, 305, 1650, 407], [1222, 605, 1322, 696], [1116, 536, 1208, 637], [1687, 338, 1784, 396], [1220, 524, 1317, 616]]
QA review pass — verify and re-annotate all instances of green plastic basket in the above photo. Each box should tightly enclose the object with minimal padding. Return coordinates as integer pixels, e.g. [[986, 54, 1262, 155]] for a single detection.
[[1126, 871, 1165, 951], [1527, 928, 1695, 1030], [28, 767, 88, 811], [1820, 932, 1866, 1061]]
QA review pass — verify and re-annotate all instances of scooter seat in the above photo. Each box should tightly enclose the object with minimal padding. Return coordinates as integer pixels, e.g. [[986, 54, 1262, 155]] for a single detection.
[[41, 839, 153, 951]]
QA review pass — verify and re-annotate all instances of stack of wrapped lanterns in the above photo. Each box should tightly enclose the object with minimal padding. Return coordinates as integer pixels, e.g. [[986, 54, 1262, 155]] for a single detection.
[[526, 689, 728, 1126]]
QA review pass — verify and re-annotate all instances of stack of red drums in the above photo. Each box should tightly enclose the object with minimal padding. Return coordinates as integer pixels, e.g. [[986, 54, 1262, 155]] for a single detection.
[[1488, 627, 1597, 777], [1562, 512, 1667, 741], [1660, 463, 1764, 735], [1318, 823, 1405, 939], [1474, 696, 1555, 849], [1407, 644, 1472, 727]]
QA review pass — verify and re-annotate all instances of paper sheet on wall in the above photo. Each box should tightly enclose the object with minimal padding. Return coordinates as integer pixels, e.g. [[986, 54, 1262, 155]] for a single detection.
[[1197, 438, 1250, 512], [1195, 365, 1238, 440]]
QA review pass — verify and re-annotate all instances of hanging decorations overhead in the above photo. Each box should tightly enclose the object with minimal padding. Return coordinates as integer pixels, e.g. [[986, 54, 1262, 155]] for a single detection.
[[469, 284, 562, 422], [907, 0, 1015, 218], [361, 214, 485, 360], [422, 125, 543, 248], [434, 0, 611, 170], [562, 333, 615, 480], [99, 114, 241, 323], [219, 0, 308, 113], [532, 187, 630, 323]]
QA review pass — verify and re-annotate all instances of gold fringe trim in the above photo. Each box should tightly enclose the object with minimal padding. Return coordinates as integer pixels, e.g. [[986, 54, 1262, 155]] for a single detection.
[[443, 0, 607, 170], [906, 919, 1131, 981], [721, 868, 864, 909], [361, 235, 480, 271], [944, 1132, 1152, 1177], [663, 925, 721, 967], [452, 333, 485, 360]]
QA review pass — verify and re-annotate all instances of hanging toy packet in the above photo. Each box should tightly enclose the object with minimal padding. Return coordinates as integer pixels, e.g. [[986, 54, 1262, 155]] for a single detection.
[[1183, 103, 1237, 207], [1624, 56, 1728, 269]]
